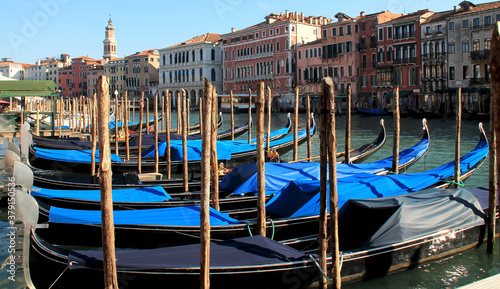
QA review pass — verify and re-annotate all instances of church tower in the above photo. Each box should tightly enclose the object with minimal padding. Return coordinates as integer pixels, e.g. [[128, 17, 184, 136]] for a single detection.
[[103, 18, 117, 61]]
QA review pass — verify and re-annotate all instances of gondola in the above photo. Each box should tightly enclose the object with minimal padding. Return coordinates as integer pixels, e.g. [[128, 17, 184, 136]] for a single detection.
[[336, 119, 386, 163], [8, 119, 428, 212], [30, 113, 226, 151], [10, 186, 319, 289], [300, 186, 496, 284], [355, 108, 390, 116], [28, 114, 314, 174], [221, 119, 429, 196], [33, 123, 487, 249], [25, 119, 412, 195]]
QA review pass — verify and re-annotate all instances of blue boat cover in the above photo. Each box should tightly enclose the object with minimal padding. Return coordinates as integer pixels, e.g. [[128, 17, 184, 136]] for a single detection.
[[34, 147, 123, 163], [222, 137, 429, 195], [338, 188, 486, 249], [143, 127, 313, 160], [265, 139, 488, 218], [31, 186, 171, 202], [49, 205, 242, 226], [68, 235, 308, 270]]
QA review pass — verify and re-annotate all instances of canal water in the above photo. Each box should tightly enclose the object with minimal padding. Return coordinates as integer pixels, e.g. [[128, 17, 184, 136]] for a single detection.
[[0, 112, 497, 288]]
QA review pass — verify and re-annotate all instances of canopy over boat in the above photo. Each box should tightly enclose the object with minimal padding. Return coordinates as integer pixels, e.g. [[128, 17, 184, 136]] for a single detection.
[[31, 186, 171, 203], [265, 133, 488, 218], [49, 205, 241, 226], [338, 187, 486, 250], [222, 121, 429, 195]]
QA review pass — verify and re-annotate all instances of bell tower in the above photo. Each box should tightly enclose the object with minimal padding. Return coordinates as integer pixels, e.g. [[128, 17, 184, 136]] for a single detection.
[[103, 17, 117, 61]]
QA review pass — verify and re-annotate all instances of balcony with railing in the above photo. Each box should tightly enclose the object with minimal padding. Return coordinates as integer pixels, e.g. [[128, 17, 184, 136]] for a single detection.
[[235, 73, 274, 82], [470, 77, 490, 85], [235, 51, 274, 62], [306, 78, 321, 83], [393, 57, 416, 65], [471, 50, 490, 59], [358, 43, 367, 51]]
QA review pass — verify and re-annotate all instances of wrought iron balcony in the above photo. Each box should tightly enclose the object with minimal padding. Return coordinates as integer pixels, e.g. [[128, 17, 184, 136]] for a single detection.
[[471, 50, 490, 59]]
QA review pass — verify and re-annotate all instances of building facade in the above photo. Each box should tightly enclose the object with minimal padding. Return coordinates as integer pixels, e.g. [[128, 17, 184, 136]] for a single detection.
[[296, 39, 323, 96], [58, 56, 103, 98], [221, 11, 326, 101], [357, 11, 401, 109], [0, 58, 27, 80], [158, 33, 223, 106], [124, 49, 160, 98], [374, 10, 433, 110], [103, 57, 126, 97], [446, 1, 500, 113]]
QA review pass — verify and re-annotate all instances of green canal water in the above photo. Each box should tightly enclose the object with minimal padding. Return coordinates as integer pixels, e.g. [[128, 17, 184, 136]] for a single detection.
[[0, 112, 497, 288]]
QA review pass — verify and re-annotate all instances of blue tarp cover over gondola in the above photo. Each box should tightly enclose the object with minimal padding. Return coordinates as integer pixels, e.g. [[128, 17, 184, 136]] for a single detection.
[[68, 235, 309, 270], [338, 188, 486, 250], [49, 205, 242, 226], [31, 186, 171, 202], [34, 147, 123, 163], [221, 136, 429, 195], [266, 138, 488, 218]]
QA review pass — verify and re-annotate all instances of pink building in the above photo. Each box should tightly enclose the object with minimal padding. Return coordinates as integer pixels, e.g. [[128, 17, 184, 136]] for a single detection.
[[296, 39, 323, 96], [59, 56, 104, 98], [221, 11, 327, 100]]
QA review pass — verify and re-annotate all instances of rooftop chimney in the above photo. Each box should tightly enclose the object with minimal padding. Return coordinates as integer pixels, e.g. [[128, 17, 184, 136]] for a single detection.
[[301, 12, 304, 22], [231, 27, 235, 32], [360, 11, 365, 17], [454, 6, 457, 12], [286, 10, 289, 18], [295, 11, 298, 19]]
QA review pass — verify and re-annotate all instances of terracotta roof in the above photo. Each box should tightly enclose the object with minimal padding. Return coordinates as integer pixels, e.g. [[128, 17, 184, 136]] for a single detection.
[[223, 12, 326, 35], [422, 10, 456, 23], [298, 39, 322, 47], [74, 56, 95, 60], [450, 0, 500, 17], [127, 49, 159, 57], [384, 9, 434, 25], [169, 33, 222, 48]]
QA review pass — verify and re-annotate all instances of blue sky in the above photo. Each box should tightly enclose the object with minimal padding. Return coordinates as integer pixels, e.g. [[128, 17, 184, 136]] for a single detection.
[[1, 0, 495, 64]]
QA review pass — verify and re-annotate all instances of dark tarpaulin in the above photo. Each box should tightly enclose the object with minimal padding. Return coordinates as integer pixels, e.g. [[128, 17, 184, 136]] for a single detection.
[[68, 235, 308, 270], [338, 188, 486, 251]]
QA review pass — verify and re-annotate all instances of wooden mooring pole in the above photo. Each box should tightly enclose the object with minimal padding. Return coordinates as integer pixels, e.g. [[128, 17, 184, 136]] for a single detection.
[[230, 90, 235, 140], [124, 91, 130, 161], [97, 76, 118, 289], [182, 90, 189, 192], [177, 92, 181, 134], [488, 22, 500, 252], [293, 87, 299, 161], [114, 92, 119, 155], [248, 89, 252, 144], [211, 87, 219, 210], [306, 94, 312, 161], [91, 94, 97, 177], [146, 98, 150, 135], [200, 78, 213, 289], [36, 101, 40, 136], [345, 86, 351, 164], [138, 92, 144, 174], [256, 81, 266, 236], [319, 79, 329, 288], [154, 93, 159, 174], [454, 88, 462, 188], [392, 87, 400, 173], [266, 87, 272, 151], [165, 90, 171, 179]]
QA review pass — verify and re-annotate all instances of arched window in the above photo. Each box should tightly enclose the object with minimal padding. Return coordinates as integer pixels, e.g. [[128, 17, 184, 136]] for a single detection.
[[286, 58, 290, 73], [186, 52, 189, 62], [182, 52, 185, 63], [162, 55, 166, 66], [211, 49, 215, 60], [277, 59, 280, 74], [276, 41, 280, 51], [314, 48, 317, 58], [378, 48, 384, 63], [199, 49, 203, 61], [387, 47, 393, 61], [409, 67, 418, 86], [298, 68, 302, 81], [211, 68, 216, 81], [174, 53, 178, 64], [306, 50, 309, 58], [169, 54, 172, 64], [286, 40, 289, 49], [298, 50, 302, 59], [192, 50, 196, 61]]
